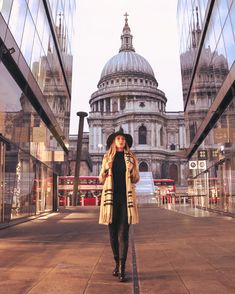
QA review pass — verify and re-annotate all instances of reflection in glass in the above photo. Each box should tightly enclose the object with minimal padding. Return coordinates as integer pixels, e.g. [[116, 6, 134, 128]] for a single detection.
[[223, 16, 235, 69], [41, 21, 50, 55], [230, 2, 235, 32], [0, 60, 64, 220], [0, 0, 76, 223], [217, 0, 229, 26], [8, 0, 27, 46], [36, 0, 46, 40], [189, 96, 235, 213], [211, 2, 222, 41], [21, 10, 35, 65], [205, 19, 216, 52], [27, 0, 40, 24], [179, 2, 231, 147], [31, 32, 42, 80], [0, 0, 13, 23], [178, 0, 235, 215]]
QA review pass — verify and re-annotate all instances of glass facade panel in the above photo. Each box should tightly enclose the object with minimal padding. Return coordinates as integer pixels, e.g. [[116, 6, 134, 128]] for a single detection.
[[217, 0, 229, 26], [3, 0, 73, 131], [205, 15, 217, 52], [27, 0, 40, 24], [0, 63, 64, 164], [188, 97, 235, 213], [198, 0, 206, 18], [35, 0, 46, 41], [31, 31, 43, 79], [0, 0, 76, 222], [178, 0, 235, 215], [4, 143, 54, 221], [178, 0, 233, 140], [230, 2, 235, 32], [228, 0, 234, 7], [211, 2, 222, 42], [8, 0, 27, 46], [0, 0, 13, 23], [41, 21, 50, 55], [21, 10, 35, 65], [48, 0, 58, 23], [0, 61, 63, 221], [216, 31, 226, 58], [0, 63, 22, 116], [223, 16, 235, 68]]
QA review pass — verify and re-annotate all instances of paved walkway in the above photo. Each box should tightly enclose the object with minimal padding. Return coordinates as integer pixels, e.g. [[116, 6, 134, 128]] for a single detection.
[[1, 206, 235, 293], [161, 203, 216, 217]]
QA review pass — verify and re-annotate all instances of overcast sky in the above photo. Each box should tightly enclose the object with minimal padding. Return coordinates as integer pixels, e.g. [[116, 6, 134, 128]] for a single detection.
[[69, 0, 183, 134]]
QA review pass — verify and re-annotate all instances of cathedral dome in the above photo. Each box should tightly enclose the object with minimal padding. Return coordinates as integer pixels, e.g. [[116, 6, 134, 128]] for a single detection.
[[98, 13, 156, 84], [100, 51, 155, 79]]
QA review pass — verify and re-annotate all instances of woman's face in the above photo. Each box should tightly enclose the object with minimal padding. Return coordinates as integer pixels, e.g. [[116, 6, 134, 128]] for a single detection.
[[114, 135, 126, 150]]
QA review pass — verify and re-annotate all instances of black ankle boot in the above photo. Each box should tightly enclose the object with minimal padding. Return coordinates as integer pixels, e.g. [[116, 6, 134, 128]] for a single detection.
[[112, 261, 119, 276], [119, 261, 126, 282]]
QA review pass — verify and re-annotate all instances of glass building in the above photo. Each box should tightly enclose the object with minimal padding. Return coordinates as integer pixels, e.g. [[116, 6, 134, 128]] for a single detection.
[[177, 0, 235, 214], [0, 0, 76, 223]]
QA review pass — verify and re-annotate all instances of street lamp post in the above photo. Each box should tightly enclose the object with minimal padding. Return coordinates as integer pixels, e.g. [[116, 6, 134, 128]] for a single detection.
[[72, 111, 88, 206]]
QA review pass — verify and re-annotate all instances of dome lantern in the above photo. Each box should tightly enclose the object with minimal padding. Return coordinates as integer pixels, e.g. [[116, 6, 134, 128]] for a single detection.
[[119, 12, 135, 52]]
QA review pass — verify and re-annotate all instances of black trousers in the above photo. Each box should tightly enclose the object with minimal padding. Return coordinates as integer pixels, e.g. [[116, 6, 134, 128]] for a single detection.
[[108, 197, 129, 263]]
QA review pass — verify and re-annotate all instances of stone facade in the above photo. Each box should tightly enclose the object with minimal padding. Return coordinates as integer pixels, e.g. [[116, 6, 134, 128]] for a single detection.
[[87, 16, 187, 186]]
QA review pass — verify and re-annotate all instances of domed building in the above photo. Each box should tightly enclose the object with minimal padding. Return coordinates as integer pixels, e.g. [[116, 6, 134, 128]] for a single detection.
[[88, 15, 187, 186], [180, 10, 229, 147]]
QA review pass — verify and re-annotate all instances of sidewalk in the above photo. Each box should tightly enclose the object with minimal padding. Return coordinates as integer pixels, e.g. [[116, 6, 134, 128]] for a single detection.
[[134, 206, 235, 294], [161, 203, 217, 217], [1, 206, 235, 293]]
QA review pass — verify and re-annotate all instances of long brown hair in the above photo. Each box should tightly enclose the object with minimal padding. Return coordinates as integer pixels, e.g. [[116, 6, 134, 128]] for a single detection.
[[100, 140, 139, 183], [106, 139, 135, 159], [105, 139, 139, 177]]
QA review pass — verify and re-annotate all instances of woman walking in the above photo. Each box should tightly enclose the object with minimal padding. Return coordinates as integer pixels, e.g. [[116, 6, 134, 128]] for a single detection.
[[99, 128, 139, 282]]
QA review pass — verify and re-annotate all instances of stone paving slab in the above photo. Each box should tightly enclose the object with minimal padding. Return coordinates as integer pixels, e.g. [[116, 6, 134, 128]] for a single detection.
[[1, 206, 235, 293], [0, 208, 132, 294], [133, 207, 235, 294]]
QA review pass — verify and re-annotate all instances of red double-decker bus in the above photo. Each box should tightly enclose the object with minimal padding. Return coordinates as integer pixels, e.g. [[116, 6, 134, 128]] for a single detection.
[[153, 179, 176, 203], [58, 176, 102, 206]]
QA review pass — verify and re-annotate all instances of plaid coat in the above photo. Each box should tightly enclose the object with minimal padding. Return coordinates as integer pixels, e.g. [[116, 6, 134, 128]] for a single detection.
[[98, 150, 139, 225]]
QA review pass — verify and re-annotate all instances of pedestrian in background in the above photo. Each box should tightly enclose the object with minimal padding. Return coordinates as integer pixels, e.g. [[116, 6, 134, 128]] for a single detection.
[[99, 127, 139, 282]]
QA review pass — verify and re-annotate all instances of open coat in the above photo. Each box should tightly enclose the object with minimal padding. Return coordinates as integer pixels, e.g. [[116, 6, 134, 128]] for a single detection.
[[98, 150, 139, 225]]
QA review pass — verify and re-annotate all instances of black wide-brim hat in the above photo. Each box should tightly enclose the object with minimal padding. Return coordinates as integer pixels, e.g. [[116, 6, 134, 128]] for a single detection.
[[106, 128, 133, 149]]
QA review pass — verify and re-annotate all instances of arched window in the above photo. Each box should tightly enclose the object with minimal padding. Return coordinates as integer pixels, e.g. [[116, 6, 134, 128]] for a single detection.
[[139, 125, 147, 144], [170, 143, 176, 150], [139, 162, 148, 172]]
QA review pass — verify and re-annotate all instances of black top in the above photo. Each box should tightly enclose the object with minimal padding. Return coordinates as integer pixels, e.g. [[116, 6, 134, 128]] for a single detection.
[[112, 151, 126, 201]]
